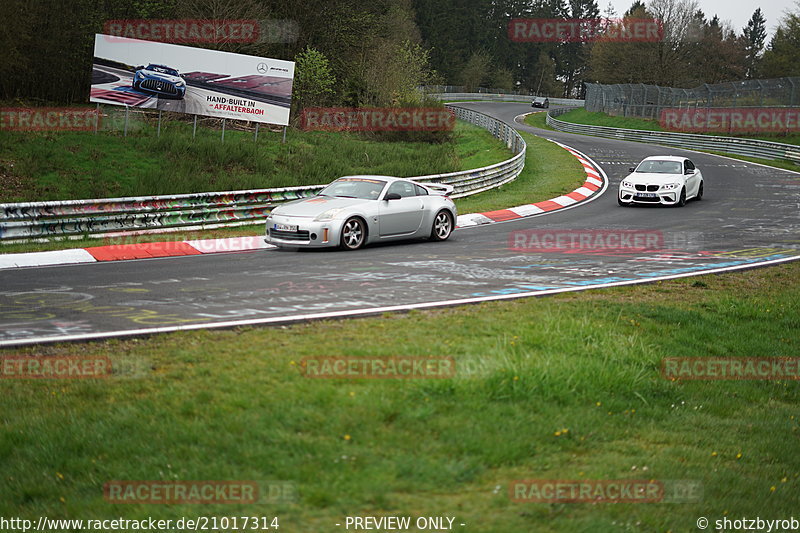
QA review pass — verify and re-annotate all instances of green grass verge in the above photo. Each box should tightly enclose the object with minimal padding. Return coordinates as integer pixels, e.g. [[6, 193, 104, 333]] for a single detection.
[[1, 261, 798, 531], [452, 131, 584, 214], [0, 120, 507, 203], [523, 111, 552, 130], [556, 108, 800, 145], [535, 108, 800, 172], [695, 151, 800, 173], [0, 126, 585, 254]]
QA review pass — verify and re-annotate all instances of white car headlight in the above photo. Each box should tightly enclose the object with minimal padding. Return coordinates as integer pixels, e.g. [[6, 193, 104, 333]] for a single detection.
[[662, 183, 680, 190], [621, 181, 633, 188], [314, 208, 344, 221]]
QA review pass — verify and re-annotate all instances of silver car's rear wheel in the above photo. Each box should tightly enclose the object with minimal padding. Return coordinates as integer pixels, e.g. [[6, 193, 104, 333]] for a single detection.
[[340, 217, 366, 250], [430, 210, 453, 241]]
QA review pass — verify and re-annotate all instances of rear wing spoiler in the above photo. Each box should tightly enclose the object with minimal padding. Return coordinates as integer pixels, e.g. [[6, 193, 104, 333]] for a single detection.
[[415, 181, 454, 196]]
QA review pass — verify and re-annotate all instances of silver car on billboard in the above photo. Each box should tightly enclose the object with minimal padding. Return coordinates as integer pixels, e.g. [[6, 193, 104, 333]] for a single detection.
[[265, 175, 457, 250]]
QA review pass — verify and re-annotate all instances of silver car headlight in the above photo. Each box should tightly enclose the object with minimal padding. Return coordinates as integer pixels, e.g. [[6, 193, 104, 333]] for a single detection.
[[176, 80, 185, 87], [314, 208, 345, 222], [662, 183, 680, 190]]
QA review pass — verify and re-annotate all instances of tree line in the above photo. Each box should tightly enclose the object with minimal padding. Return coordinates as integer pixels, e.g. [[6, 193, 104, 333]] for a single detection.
[[0, 0, 798, 107]]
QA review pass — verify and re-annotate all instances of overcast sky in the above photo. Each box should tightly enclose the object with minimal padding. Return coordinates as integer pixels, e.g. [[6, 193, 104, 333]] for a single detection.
[[604, 0, 796, 39]]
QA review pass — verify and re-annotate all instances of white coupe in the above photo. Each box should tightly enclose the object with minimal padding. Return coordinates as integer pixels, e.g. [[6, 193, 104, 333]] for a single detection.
[[618, 156, 704, 207]]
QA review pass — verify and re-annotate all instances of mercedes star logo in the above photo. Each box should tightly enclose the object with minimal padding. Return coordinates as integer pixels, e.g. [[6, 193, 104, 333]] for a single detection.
[[257, 63, 268, 74]]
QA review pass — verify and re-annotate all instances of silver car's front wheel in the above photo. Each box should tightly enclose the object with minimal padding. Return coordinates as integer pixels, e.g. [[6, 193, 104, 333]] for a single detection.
[[340, 217, 366, 250], [430, 210, 453, 241]]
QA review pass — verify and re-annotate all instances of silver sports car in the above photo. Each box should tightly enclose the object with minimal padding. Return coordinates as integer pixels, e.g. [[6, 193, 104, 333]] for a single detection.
[[264, 175, 457, 250]]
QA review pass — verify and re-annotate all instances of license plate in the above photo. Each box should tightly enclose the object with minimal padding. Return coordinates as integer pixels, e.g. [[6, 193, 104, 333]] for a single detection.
[[274, 223, 298, 232], [635, 193, 657, 198]]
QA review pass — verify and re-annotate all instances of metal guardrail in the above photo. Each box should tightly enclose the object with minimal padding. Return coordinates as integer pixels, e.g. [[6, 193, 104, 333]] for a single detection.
[[0, 105, 525, 241], [432, 93, 585, 106], [546, 107, 800, 165], [412, 106, 525, 198]]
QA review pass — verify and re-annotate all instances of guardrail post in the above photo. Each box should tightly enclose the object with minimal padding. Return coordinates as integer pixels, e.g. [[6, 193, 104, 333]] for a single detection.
[[192, 115, 197, 139], [221, 119, 226, 143], [124, 105, 129, 137], [157, 110, 162, 138]]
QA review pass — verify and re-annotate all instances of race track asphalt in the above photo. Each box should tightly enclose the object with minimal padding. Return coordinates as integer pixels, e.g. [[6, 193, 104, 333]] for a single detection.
[[1, 102, 798, 346]]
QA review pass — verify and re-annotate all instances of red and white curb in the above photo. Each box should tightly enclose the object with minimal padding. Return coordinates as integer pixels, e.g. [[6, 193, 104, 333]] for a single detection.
[[0, 142, 605, 270], [456, 141, 606, 226], [0, 237, 275, 270]]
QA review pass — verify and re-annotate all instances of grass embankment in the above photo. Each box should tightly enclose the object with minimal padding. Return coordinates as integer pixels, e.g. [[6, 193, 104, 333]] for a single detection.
[[553, 108, 800, 145], [0, 123, 585, 254], [526, 108, 800, 172], [0, 121, 504, 203], [1, 261, 798, 531], [524, 110, 551, 130]]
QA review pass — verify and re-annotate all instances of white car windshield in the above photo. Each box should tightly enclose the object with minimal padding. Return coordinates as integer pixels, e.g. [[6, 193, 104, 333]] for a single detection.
[[635, 160, 682, 174], [319, 178, 387, 200]]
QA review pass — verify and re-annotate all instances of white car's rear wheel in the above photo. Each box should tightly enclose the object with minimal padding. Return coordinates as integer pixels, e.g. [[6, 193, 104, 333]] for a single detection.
[[696, 181, 703, 200], [340, 217, 366, 250], [430, 210, 453, 241]]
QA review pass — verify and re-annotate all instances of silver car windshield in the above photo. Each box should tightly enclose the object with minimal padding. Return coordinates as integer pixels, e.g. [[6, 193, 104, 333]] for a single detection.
[[636, 160, 682, 174], [319, 178, 387, 200]]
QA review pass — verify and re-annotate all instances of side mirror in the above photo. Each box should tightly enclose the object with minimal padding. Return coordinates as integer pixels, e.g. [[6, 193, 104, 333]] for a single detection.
[[385, 192, 401, 201], [628, 167, 636, 173], [685, 168, 694, 174]]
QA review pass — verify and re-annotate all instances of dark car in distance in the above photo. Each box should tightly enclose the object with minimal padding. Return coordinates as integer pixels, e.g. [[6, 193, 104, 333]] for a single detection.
[[531, 96, 550, 108]]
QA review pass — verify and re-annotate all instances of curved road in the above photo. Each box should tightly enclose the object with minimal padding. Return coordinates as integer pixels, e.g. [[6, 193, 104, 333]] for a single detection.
[[1, 102, 798, 346]]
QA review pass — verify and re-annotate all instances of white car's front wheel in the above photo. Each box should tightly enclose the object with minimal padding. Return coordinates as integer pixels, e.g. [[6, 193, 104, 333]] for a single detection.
[[430, 210, 453, 241], [676, 187, 687, 207], [340, 217, 366, 250]]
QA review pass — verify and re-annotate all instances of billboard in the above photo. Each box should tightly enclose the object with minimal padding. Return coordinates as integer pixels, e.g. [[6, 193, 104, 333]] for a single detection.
[[90, 34, 294, 126]]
